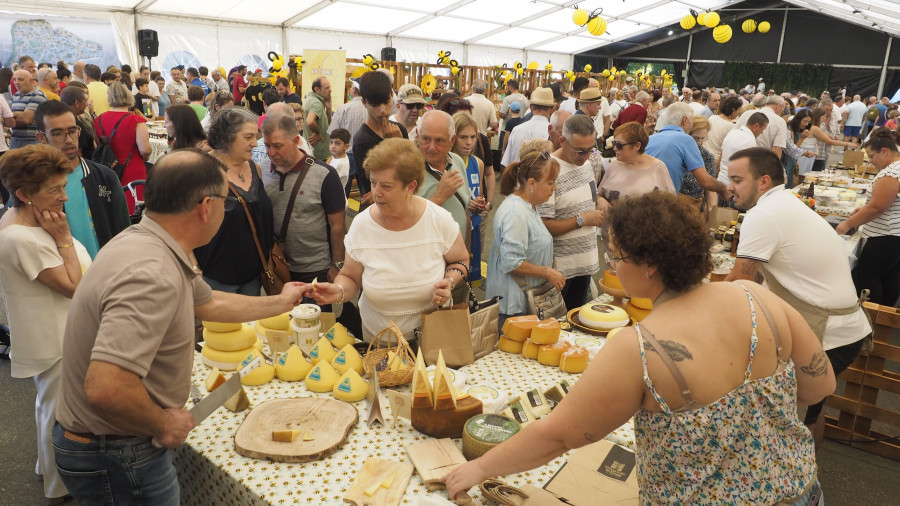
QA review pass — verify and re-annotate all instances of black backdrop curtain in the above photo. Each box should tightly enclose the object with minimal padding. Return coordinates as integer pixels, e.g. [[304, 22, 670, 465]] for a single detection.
[[828, 67, 887, 99], [687, 62, 722, 89], [721, 62, 831, 95], [672, 61, 686, 90]]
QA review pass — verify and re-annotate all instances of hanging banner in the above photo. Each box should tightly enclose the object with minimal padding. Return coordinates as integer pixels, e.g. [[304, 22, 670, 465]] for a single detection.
[[0, 14, 119, 69], [301, 49, 346, 109]]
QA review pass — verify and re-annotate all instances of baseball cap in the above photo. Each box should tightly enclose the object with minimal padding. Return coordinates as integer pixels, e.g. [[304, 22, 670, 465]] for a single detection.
[[350, 77, 360, 90], [398, 84, 426, 104], [509, 102, 522, 112]]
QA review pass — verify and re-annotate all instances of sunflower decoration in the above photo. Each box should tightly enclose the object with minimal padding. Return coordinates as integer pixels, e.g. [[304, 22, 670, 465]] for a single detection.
[[565, 70, 575, 82], [421, 73, 437, 95], [583, 64, 592, 74], [545, 62, 553, 72], [514, 62, 524, 76], [437, 50, 452, 65], [527, 61, 539, 70]]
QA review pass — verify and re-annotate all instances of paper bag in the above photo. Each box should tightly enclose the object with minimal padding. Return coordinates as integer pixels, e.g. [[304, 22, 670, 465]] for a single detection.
[[841, 150, 864, 169], [543, 440, 639, 506], [469, 301, 499, 360], [420, 305, 475, 368]]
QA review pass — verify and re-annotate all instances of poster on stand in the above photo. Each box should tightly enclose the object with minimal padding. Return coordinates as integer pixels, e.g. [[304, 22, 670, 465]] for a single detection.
[[301, 49, 346, 109]]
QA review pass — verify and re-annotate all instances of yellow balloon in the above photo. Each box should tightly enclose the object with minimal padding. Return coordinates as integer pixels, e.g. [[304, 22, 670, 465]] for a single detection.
[[742, 19, 757, 33], [584, 64, 592, 73], [610, 66, 617, 73], [758, 21, 771, 33], [527, 61, 538, 70], [680, 15, 696, 30], [704, 12, 720, 28], [713, 24, 733, 43], [587, 16, 607, 36], [697, 13, 706, 25], [572, 8, 589, 26], [602, 69, 610, 77]]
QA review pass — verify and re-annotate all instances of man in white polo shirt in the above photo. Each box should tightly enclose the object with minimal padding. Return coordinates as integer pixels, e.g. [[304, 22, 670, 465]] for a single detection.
[[718, 111, 768, 185], [501, 87, 556, 167], [725, 147, 871, 448], [735, 95, 788, 158]]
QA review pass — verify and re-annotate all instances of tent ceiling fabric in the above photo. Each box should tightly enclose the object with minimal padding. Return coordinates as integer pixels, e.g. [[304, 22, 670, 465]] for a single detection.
[[23, 0, 900, 54]]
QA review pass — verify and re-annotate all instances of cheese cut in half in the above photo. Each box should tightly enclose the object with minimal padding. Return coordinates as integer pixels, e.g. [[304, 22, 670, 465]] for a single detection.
[[520, 388, 550, 418], [272, 430, 302, 442], [498, 335, 525, 354], [308, 337, 337, 365], [323, 322, 355, 349], [502, 315, 540, 342], [432, 351, 457, 411], [202, 321, 242, 333], [411, 349, 434, 409], [559, 346, 589, 373], [331, 344, 364, 375], [201, 345, 257, 371], [530, 319, 561, 345], [537, 341, 571, 367], [606, 327, 625, 339], [224, 387, 250, 412], [305, 363, 339, 392], [204, 367, 226, 392], [275, 345, 313, 381], [333, 368, 369, 402], [259, 312, 290, 331], [203, 324, 257, 352], [240, 363, 276, 386], [521, 339, 541, 360]]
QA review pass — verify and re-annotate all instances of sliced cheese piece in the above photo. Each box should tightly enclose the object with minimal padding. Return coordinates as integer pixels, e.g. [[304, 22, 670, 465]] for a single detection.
[[240, 363, 276, 386], [331, 344, 364, 375], [381, 471, 397, 489], [323, 322, 355, 349], [203, 324, 257, 352], [498, 335, 524, 354], [520, 388, 550, 418], [333, 368, 369, 402], [305, 363, 339, 392], [223, 387, 250, 412], [202, 321, 242, 333], [530, 318, 561, 345], [200, 345, 256, 371], [502, 315, 540, 342], [364, 480, 381, 497], [302, 430, 314, 441], [308, 337, 337, 365], [411, 348, 434, 409], [432, 351, 457, 410], [259, 312, 290, 331], [272, 430, 301, 442], [275, 345, 313, 381], [502, 399, 535, 427], [630, 297, 653, 311], [204, 367, 226, 392]]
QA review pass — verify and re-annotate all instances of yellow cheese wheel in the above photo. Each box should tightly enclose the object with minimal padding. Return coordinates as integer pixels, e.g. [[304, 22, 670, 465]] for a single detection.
[[521, 339, 541, 360], [305, 363, 340, 392], [579, 303, 630, 330], [202, 321, 242, 333], [530, 319, 560, 345], [333, 368, 369, 402], [601, 270, 623, 290], [201, 345, 257, 371], [537, 341, 570, 367], [275, 345, 313, 381], [203, 324, 257, 352], [625, 302, 651, 322], [331, 344, 364, 375], [498, 335, 524, 354], [259, 312, 290, 331], [559, 346, 588, 373], [241, 363, 276, 386], [324, 322, 355, 349], [631, 297, 653, 310], [308, 337, 337, 365], [502, 315, 540, 342]]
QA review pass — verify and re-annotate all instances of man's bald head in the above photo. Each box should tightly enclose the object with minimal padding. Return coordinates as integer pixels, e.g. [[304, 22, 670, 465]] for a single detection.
[[144, 149, 227, 215], [13, 69, 35, 93], [266, 102, 293, 118]]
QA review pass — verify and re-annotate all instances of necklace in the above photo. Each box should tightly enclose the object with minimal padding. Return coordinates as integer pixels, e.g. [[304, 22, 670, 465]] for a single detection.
[[235, 170, 246, 183]]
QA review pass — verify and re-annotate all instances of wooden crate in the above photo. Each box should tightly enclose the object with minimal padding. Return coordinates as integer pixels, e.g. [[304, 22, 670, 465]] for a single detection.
[[824, 303, 900, 461]]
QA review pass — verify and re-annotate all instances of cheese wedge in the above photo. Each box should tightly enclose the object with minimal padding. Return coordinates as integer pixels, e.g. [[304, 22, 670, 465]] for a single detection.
[[502, 399, 535, 427], [240, 363, 275, 386], [323, 322, 355, 349], [308, 337, 337, 365], [305, 363, 340, 392], [275, 345, 313, 381], [223, 387, 250, 412], [259, 312, 290, 331], [411, 349, 434, 409], [302, 430, 314, 441], [364, 480, 381, 497], [333, 368, 369, 402], [520, 388, 550, 418], [202, 321, 242, 333], [204, 367, 226, 392], [432, 351, 457, 410], [386, 351, 408, 372], [203, 324, 257, 352], [272, 430, 301, 442], [331, 344, 364, 375], [381, 471, 397, 489]]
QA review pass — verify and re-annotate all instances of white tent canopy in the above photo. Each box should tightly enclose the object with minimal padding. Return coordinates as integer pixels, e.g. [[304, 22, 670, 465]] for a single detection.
[[2, 0, 898, 73]]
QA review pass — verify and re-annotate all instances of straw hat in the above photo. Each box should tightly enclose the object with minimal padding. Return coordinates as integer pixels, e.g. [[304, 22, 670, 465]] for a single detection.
[[530, 87, 555, 106], [578, 87, 603, 102]]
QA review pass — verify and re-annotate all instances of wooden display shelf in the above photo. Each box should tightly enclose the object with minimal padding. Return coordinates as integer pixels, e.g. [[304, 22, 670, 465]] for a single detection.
[[824, 303, 900, 461]]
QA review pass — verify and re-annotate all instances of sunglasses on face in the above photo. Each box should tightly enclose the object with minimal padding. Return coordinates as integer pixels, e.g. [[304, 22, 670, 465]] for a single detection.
[[612, 141, 634, 150], [403, 102, 425, 110]]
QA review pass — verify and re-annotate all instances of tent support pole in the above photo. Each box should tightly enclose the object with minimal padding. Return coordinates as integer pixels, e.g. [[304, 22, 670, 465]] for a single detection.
[[282, 27, 288, 57], [684, 33, 693, 88], [878, 37, 893, 98], [776, 9, 788, 63]]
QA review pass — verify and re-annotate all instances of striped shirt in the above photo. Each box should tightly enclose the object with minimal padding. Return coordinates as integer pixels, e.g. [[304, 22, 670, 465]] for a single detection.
[[537, 155, 600, 278], [10, 88, 47, 140], [328, 97, 367, 152], [860, 161, 900, 238]]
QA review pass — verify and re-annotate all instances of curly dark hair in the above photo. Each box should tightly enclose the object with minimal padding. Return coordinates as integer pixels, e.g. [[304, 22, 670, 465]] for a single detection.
[[605, 192, 712, 292]]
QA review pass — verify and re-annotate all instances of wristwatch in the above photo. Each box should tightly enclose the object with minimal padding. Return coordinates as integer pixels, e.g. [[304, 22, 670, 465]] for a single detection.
[[575, 214, 584, 229], [333, 261, 344, 270]]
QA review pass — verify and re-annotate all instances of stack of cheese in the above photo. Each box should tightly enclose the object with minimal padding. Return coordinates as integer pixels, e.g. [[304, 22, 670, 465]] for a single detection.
[[624, 298, 652, 322], [304, 335, 370, 402], [499, 315, 589, 373], [200, 321, 264, 371], [411, 349, 483, 438]]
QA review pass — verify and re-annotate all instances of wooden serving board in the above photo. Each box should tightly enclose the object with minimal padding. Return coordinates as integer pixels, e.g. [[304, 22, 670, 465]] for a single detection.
[[343, 458, 414, 506], [406, 438, 467, 490], [234, 397, 358, 462]]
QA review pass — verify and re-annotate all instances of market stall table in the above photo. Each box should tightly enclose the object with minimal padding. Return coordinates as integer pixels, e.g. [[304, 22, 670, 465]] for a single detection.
[[175, 313, 635, 505], [147, 121, 169, 163]]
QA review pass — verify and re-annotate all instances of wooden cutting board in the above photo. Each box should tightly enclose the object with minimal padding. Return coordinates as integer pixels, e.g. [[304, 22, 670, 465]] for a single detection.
[[234, 397, 358, 462], [343, 458, 414, 506], [405, 438, 467, 490]]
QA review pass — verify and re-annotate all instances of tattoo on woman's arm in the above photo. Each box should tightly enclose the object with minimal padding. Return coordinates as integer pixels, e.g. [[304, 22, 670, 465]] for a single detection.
[[801, 351, 828, 377], [644, 340, 694, 361]]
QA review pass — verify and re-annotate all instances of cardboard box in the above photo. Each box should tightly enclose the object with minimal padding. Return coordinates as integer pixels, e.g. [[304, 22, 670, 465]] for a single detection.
[[707, 206, 739, 230], [541, 440, 639, 506], [841, 150, 865, 169]]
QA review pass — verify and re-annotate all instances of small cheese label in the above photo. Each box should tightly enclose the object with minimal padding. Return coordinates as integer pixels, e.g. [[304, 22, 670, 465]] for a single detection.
[[561, 380, 571, 394], [240, 353, 255, 367], [338, 378, 352, 393], [325, 328, 336, 340], [526, 389, 543, 407], [278, 354, 288, 366], [309, 367, 321, 381], [309, 346, 320, 359], [466, 414, 520, 444], [334, 351, 347, 365], [510, 402, 528, 424]]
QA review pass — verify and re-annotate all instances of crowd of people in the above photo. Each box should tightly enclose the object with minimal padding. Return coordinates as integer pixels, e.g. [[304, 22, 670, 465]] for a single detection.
[[0, 52, 898, 505]]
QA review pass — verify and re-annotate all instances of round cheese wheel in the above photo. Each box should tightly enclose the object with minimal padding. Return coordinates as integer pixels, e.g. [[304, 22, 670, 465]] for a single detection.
[[625, 302, 651, 322], [498, 335, 525, 354], [579, 303, 630, 330], [259, 312, 290, 331], [521, 339, 541, 360], [630, 297, 653, 310], [203, 324, 257, 352], [202, 321, 242, 333], [537, 341, 570, 367], [462, 414, 520, 460], [241, 363, 276, 386], [602, 270, 623, 290], [502, 315, 539, 342], [559, 346, 588, 373], [305, 363, 340, 392], [200, 345, 257, 371], [530, 319, 560, 345], [333, 368, 369, 402]]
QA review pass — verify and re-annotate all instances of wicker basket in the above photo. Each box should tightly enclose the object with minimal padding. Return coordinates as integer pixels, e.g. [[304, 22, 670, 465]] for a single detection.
[[362, 322, 415, 387]]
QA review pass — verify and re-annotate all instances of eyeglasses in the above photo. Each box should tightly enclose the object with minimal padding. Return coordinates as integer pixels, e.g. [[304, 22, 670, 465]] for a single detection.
[[604, 251, 630, 273], [523, 150, 551, 182], [403, 102, 425, 110], [41, 126, 80, 142], [564, 137, 595, 156], [202, 194, 236, 211], [612, 141, 634, 151]]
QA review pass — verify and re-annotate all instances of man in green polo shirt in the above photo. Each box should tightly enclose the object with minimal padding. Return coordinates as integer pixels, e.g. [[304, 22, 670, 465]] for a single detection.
[[304, 77, 332, 159]]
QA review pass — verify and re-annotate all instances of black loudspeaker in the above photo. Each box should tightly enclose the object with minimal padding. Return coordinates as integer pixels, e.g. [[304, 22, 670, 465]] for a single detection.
[[381, 47, 396, 62], [138, 29, 159, 58]]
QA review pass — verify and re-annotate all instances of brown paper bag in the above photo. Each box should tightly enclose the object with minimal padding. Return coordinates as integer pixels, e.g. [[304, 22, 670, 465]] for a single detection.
[[543, 440, 639, 505], [420, 305, 475, 368], [841, 150, 864, 169]]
